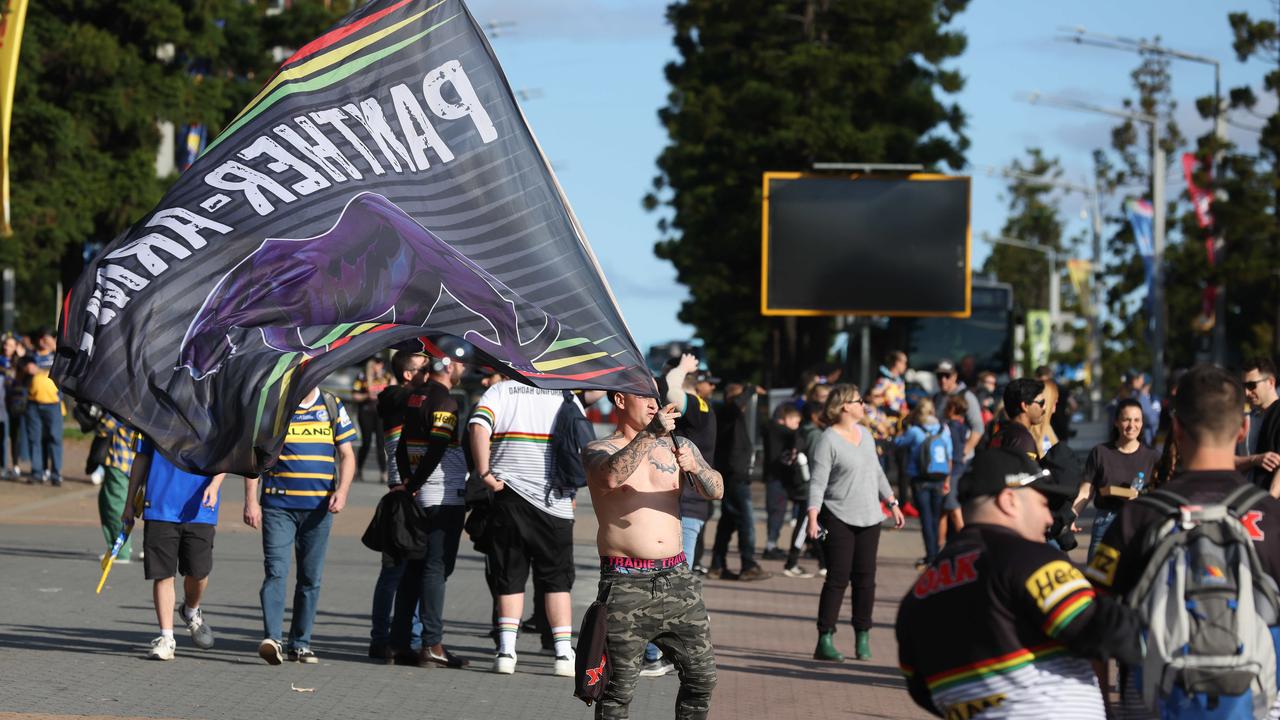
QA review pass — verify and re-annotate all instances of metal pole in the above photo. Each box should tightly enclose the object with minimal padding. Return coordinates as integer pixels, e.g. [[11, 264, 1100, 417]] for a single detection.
[[859, 318, 871, 391], [1152, 122, 1167, 398], [1089, 176, 1105, 421], [1212, 62, 1228, 365], [1048, 251, 1061, 334], [2, 268, 12, 335]]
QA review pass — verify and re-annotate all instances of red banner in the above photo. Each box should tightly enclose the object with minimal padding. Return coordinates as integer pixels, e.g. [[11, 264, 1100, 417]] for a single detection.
[[1182, 153, 1218, 332]]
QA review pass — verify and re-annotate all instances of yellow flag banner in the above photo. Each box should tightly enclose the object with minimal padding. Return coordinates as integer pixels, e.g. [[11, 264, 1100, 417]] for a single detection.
[[0, 0, 28, 237], [1066, 259, 1091, 310]]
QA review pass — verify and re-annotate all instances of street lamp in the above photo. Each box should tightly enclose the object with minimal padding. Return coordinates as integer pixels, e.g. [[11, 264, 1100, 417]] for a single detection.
[[980, 165, 1106, 417], [1021, 92, 1169, 399], [1058, 26, 1228, 365], [982, 232, 1061, 331]]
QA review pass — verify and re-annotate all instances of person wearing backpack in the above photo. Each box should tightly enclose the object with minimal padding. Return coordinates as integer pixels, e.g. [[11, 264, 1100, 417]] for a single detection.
[[895, 398, 953, 565], [896, 448, 1144, 719], [243, 384, 357, 665], [1088, 365, 1280, 718]]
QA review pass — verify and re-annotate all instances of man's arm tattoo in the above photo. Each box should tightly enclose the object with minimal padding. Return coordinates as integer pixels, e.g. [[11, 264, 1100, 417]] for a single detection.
[[677, 438, 723, 499], [583, 433, 660, 488]]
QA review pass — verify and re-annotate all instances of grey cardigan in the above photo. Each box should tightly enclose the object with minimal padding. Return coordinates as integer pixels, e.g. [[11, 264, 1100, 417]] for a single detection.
[[807, 425, 894, 528]]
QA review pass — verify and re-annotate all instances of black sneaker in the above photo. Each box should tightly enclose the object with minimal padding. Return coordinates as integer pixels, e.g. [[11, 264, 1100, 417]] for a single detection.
[[368, 642, 392, 662], [289, 647, 319, 664], [761, 548, 787, 561], [738, 565, 773, 582]]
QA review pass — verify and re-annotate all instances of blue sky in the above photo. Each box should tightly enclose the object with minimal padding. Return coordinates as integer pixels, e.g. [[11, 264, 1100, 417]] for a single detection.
[[467, 0, 1274, 354]]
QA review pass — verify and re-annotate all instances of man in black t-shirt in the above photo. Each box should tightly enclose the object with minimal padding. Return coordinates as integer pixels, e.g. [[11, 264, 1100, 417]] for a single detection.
[[709, 381, 771, 581], [1087, 365, 1280, 714], [988, 378, 1044, 460], [1237, 357, 1280, 492], [387, 355, 471, 669]]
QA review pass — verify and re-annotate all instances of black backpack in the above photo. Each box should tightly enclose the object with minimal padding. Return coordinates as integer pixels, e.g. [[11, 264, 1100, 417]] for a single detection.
[[573, 585, 612, 706], [550, 391, 595, 494]]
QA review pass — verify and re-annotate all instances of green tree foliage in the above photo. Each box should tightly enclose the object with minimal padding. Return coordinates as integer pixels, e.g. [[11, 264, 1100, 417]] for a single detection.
[[646, 0, 970, 381], [1093, 46, 1185, 388], [0, 0, 348, 332], [983, 149, 1066, 313], [1210, 8, 1280, 359]]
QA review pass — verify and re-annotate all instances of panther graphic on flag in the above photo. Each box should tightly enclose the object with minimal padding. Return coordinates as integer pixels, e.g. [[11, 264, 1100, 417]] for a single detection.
[[179, 192, 561, 379]]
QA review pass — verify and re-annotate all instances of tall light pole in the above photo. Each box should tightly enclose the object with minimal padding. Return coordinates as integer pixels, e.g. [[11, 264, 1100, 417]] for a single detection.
[[1022, 93, 1167, 398], [983, 232, 1060, 325], [981, 165, 1106, 418], [1058, 27, 1227, 365]]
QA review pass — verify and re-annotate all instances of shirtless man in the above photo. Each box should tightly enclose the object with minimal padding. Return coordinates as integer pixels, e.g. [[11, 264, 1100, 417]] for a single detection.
[[583, 394, 723, 720]]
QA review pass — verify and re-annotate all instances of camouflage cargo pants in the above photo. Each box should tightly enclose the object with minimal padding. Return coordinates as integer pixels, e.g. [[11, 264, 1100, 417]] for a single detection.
[[596, 564, 716, 720]]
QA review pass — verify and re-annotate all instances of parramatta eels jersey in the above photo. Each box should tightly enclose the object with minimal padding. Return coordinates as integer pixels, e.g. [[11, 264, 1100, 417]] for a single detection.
[[896, 524, 1106, 719]]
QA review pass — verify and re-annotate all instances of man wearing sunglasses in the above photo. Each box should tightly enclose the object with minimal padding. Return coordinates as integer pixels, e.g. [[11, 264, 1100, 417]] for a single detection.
[[990, 378, 1045, 460], [1237, 357, 1280, 493], [896, 449, 1142, 719]]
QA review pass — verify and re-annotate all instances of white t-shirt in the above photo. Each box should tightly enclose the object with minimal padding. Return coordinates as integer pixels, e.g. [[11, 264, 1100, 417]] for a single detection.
[[468, 380, 581, 520]]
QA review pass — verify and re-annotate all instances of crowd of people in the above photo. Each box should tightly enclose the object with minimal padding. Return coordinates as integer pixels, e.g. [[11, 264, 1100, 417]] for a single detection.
[[50, 337, 1280, 719], [0, 328, 65, 485]]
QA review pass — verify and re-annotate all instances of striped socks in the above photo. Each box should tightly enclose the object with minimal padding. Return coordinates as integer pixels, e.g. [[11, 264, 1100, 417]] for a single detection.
[[552, 626, 573, 658], [497, 617, 519, 656]]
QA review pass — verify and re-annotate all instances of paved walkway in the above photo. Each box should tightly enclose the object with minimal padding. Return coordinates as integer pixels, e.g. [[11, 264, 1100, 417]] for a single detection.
[[0, 438, 958, 720]]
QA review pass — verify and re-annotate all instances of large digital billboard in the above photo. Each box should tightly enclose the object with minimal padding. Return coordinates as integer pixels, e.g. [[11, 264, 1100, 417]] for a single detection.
[[761, 172, 971, 317]]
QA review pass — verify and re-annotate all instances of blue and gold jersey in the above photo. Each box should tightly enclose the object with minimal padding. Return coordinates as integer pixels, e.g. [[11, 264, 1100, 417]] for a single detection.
[[262, 394, 356, 510]]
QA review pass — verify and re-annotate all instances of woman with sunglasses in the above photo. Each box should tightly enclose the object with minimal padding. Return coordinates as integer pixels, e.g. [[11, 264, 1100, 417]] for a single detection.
[[806, 384, 905, 662]]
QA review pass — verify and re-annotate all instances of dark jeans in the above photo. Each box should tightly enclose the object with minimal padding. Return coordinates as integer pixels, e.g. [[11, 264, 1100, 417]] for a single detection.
[[911, 478, 945, 562], [764, 478, 788, 547], [29, 402, 62, 478], [391, 505, 465, 647], [356, 403, 384, 474], [710, 479, 756, 571], [816, 507, 881, 633], [260, 505, 333, 650], [371, 553, 421, 648]]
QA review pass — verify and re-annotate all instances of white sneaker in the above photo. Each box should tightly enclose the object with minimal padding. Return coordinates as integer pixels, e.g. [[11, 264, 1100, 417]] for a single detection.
[[639, 657, 674, 677], [553, 650, 575, 677], [493, 652, 517, 674], [147, 635, 176, 660], [783, 565, 816, 579]]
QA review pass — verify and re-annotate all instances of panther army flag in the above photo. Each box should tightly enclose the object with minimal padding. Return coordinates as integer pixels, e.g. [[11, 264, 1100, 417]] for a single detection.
[[53, 0, 652, 475]]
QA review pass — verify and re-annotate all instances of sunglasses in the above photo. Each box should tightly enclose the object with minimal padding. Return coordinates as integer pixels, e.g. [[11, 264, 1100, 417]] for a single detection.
[[1005, 468, 1052, 488], [1029, 398, 1046, 407], [846, 398, 865, 406], [1245, 377, 1273, 391]]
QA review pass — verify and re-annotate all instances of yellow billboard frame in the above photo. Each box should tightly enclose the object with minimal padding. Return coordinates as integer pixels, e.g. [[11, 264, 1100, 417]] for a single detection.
[[760, 171, 972, 318]]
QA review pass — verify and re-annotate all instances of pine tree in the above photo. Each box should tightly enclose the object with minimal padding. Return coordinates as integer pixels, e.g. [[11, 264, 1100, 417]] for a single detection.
[[0, 0, 348, 330]]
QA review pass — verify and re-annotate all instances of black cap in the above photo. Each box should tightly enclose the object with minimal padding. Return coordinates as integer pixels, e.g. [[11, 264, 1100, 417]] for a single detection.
[[694, 371, 720, 384], [957, 449, 1075, 503], [935, 359, 957, 374]]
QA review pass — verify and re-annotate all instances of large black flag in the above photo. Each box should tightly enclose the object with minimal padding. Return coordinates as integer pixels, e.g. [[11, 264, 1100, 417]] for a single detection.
[[53, 0, 653, 475]]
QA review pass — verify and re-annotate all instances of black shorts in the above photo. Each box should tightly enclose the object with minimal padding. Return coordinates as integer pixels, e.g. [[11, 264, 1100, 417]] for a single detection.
[[485, 489, 574, 594], [143, 521, 215, 580]]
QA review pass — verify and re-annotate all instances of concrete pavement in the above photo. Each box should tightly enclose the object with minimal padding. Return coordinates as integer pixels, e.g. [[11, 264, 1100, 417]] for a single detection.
[[0, 437, 1019, 720]]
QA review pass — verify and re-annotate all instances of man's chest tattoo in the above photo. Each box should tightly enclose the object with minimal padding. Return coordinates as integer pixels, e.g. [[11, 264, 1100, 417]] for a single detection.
[[648, 452, 677, 474]]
